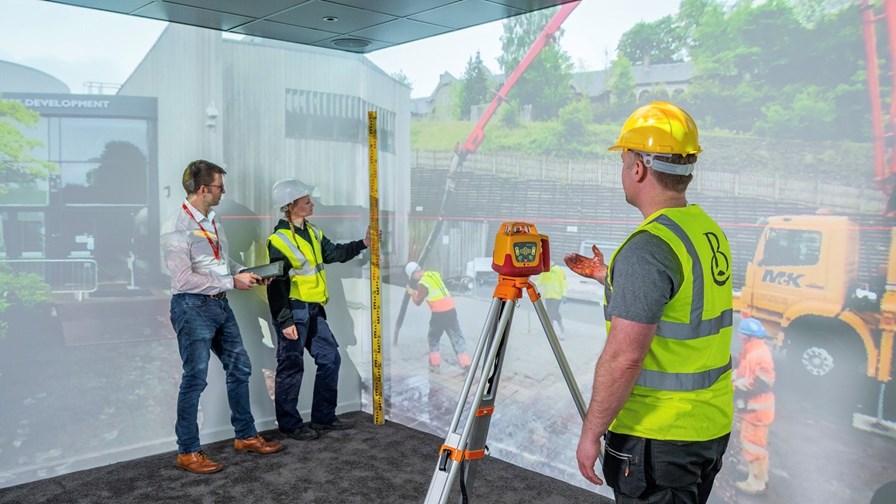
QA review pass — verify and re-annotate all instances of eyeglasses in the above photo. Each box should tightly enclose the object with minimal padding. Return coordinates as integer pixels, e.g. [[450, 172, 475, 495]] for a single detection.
[[204, 184, 225, 191]]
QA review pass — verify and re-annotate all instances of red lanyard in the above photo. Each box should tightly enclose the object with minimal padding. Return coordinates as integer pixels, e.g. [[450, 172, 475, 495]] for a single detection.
[[182, 203, 221, 261]]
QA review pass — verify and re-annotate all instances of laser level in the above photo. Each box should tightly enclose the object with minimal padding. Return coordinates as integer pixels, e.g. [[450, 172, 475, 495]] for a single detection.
[[424, 222, 587, 503]]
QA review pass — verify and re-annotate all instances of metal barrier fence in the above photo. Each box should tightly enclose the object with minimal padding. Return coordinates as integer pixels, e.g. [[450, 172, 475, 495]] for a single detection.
[[1, 259, 98, 294], [412, 150, 885, 214]]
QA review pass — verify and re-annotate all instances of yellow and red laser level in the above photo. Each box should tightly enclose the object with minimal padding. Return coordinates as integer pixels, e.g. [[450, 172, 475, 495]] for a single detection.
[[491, 222, 550, 277]]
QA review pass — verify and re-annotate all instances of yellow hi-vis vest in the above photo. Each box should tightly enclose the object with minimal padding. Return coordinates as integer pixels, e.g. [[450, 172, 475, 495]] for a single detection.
[[267, 225, 328, 304], [536, 264, 567, 300], [604, 205, 733, 441], [418, 271, 455, 312]]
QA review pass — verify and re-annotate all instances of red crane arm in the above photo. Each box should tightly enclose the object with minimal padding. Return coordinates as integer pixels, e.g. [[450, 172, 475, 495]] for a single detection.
[[862, 0, 896, 201]]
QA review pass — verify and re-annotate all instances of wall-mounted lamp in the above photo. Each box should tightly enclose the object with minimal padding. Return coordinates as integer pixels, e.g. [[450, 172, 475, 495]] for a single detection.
[[206, 101, 219, 130]]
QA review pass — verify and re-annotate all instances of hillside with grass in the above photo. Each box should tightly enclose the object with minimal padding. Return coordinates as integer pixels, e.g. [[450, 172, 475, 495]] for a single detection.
[[411, 119, 874, 187]]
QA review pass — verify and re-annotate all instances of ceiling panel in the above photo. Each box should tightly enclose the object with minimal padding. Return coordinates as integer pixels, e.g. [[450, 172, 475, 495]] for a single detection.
[[45, 0, 153, 14], [163, 0, 308, 19], [409, 0, 525, 30], [487, 0, 568, 10], [40, 0, 578, 54], [133, 2, 254, 31], [350, 18, 453, 45], [269, 1, 396, 33], [231, 19, 336, 45], [323, 0, 460, 18]]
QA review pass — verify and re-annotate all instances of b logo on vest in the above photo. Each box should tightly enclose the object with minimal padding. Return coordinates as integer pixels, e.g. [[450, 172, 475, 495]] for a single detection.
[[703, 231, 730, 287]]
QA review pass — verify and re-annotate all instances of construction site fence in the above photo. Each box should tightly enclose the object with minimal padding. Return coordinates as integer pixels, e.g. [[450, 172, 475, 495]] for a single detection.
[[1, 259, 98, 295], [412, 150, 885, 214]]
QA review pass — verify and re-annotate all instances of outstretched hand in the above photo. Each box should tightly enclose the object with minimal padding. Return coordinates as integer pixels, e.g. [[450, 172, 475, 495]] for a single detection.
[[564, 244, 607, 285]]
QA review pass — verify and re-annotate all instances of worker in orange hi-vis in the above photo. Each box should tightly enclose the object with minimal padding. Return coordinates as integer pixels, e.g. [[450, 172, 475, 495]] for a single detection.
[[733, 317, 776, 494], [405, 262, 472, 371]]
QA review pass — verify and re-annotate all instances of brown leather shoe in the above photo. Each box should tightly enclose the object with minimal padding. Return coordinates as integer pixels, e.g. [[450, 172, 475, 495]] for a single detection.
[[233, 434, 283, 454], [176, 451, 223, 474]]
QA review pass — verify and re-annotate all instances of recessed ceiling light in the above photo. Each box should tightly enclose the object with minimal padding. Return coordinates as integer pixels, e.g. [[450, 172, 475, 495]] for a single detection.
[[323, 16, 338, 22], [331, 38, 370, 49]]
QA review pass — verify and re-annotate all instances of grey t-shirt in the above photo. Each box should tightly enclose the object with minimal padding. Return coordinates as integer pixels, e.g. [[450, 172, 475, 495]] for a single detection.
[[606, 231, 684, 324]]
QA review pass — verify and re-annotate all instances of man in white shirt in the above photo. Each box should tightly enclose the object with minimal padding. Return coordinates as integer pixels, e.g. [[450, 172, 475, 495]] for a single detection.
[[160, 159, 283, 474]]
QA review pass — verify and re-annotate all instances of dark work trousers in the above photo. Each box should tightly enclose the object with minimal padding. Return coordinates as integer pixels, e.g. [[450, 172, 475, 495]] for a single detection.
[[544, 298, 564, 332], [274, 299, 341, 433], [428, 309, 467, 354], [602, 430, 730, 504]]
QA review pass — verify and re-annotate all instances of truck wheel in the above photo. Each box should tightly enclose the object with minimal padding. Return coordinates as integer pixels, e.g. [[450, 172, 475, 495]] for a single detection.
[[798, 343, 836, 377], [787, 335, 862, 382], [783, 332, 865, 418]]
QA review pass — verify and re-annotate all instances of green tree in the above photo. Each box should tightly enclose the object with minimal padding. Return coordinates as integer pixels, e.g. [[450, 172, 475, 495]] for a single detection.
[[756, 85, 836, 139], [0, 97, 57, 197], [557, 97, 593, 143], [681, 0, 866, 140], [0, 97, 55, 339], [788, 0, 854, 27], [608, 55, 637, 119], [0, 264, 52, 339], [456, 51, 493, 120], [617, 16, 684, 66], [676, 0, 717, 59], [497, 7, 574, 120], [499, 99, 521, 128], [390, 71, 413, 91]]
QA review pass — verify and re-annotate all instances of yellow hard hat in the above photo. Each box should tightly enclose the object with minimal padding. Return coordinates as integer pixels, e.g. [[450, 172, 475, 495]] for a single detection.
[[609, 101, 701, 155]]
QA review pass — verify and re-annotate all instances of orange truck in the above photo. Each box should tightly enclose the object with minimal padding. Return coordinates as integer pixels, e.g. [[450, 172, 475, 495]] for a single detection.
[[734, 214, 895, 435]]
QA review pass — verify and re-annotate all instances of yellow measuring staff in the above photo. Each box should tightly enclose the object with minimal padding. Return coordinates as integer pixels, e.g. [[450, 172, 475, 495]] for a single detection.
[[368, 110, 384, 425]]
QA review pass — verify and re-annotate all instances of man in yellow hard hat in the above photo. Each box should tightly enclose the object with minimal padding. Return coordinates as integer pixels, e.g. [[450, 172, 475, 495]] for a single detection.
[[566, 102, 733, 503]]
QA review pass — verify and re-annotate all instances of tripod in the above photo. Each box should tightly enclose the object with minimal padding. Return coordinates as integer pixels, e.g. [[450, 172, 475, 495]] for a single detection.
[[424, 274, 588, 503]]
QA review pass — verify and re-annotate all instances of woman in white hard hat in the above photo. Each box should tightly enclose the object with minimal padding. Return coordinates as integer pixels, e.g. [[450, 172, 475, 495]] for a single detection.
[[266, 178, 370, 441]]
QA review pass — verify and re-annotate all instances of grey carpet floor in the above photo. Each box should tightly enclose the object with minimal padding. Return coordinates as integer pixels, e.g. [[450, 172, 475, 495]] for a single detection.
[[0, 411, 611, 503]]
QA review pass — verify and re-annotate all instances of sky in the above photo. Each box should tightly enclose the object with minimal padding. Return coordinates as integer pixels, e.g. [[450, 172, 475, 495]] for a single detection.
[[0, 0, 678, 98]]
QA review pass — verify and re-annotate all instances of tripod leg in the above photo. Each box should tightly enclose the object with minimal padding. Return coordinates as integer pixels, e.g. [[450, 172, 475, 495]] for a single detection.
[[446, 297, 503, 433], [458, 300, 516, 495], [532, 297, 587, 420], [425, 299, 517, 504]]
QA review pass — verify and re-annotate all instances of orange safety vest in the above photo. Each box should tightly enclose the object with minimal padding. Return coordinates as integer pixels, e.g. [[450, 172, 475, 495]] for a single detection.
[[418, 271, 456, 312]]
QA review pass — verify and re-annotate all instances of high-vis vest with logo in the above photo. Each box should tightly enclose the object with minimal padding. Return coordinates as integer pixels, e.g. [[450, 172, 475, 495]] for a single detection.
[[267, 225, 328, 304], [418, 271, 455, 312], [605, 205, 733, 441]]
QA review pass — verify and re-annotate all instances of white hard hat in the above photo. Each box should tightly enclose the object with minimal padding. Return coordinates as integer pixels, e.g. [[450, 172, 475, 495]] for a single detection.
[[272, 178, 314, 211], [405, 261, 420, 278]]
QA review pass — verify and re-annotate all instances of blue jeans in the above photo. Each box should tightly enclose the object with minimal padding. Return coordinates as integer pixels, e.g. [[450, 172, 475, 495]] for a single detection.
[[170, 293, 256, 454], [274, 300, 340, 432]]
